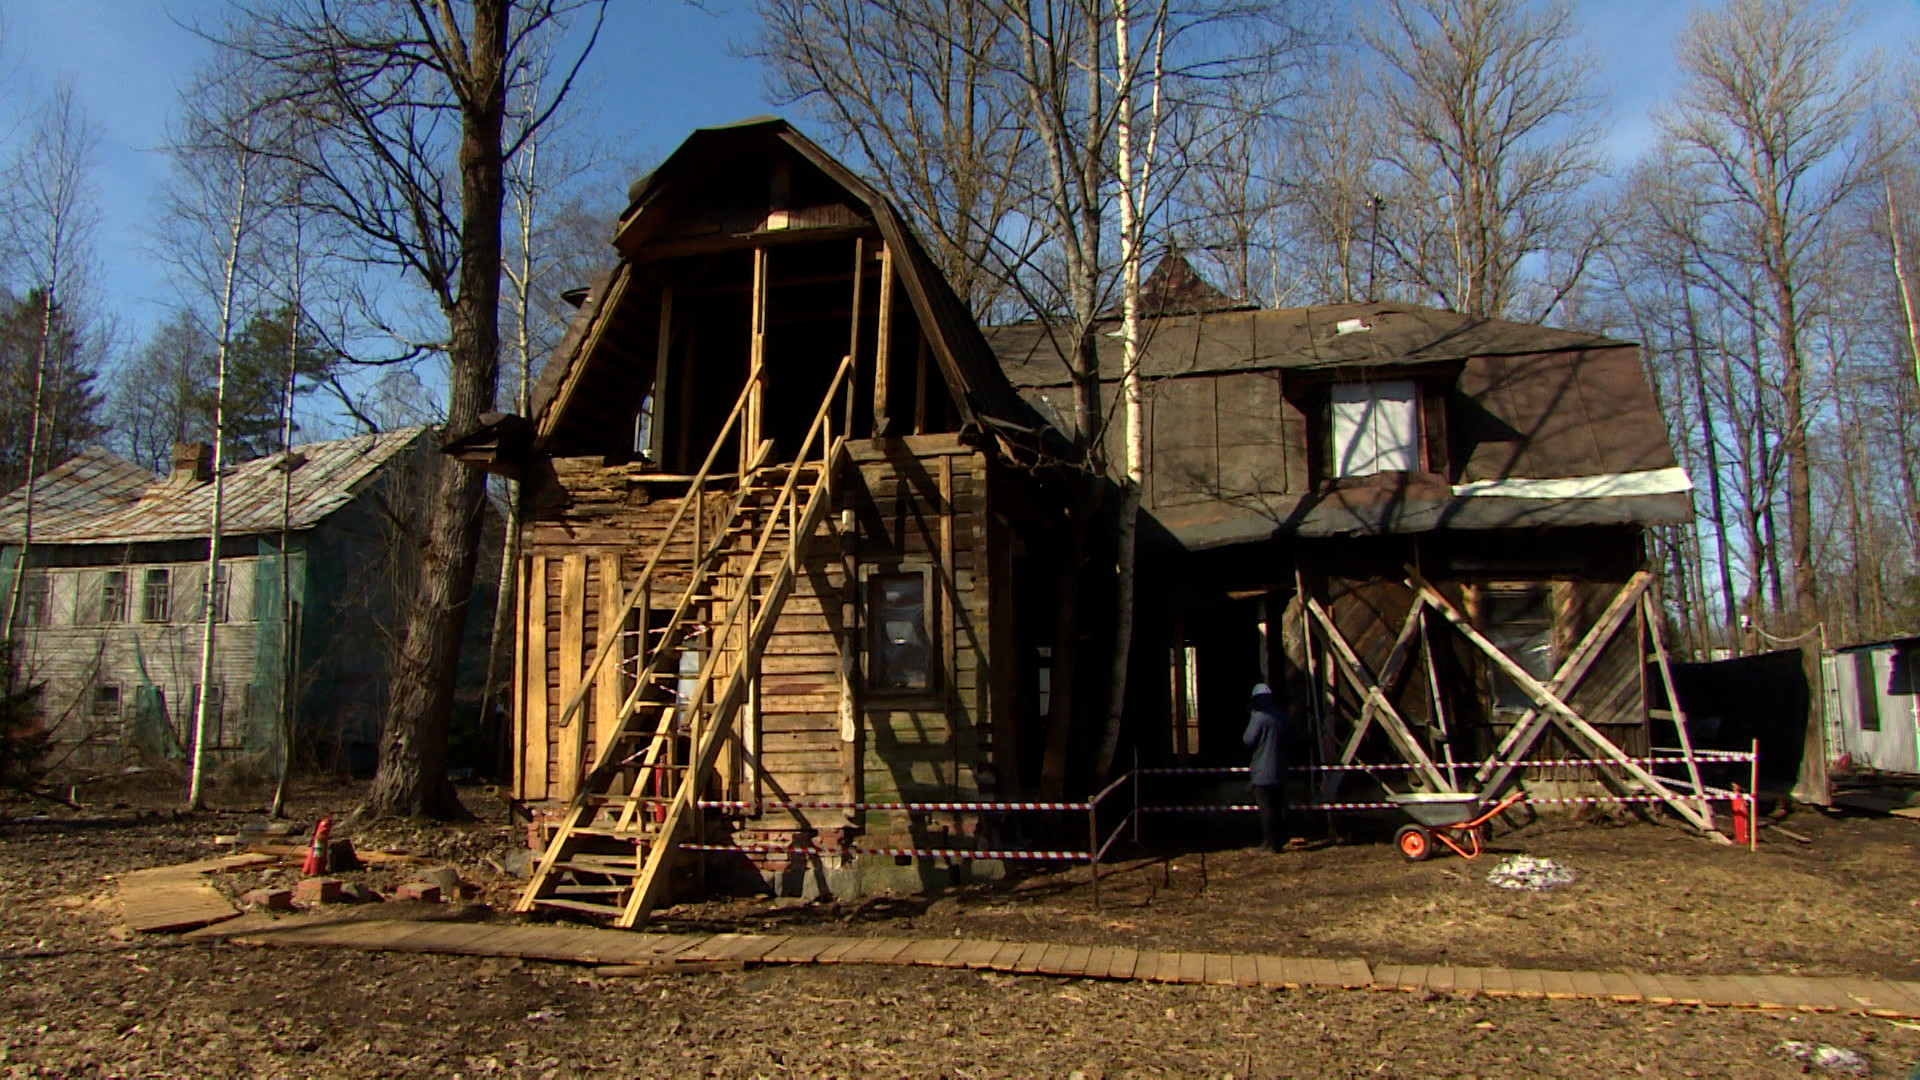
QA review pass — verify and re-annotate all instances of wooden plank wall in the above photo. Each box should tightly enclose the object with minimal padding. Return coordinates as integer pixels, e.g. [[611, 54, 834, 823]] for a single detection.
[[512, 440, 1001, 843]]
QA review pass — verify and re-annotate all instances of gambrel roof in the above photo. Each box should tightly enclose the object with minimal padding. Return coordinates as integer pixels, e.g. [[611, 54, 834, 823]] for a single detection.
[[524, 117, 1040, 451]]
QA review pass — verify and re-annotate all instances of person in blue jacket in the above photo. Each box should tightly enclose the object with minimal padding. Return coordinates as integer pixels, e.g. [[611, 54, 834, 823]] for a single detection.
[[1243, 682, 1292, 852]]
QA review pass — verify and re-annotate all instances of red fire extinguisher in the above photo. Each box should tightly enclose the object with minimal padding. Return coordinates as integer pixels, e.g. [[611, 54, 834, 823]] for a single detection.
[[1729, 784, 1750, 847], [303, 814, 333, 876]]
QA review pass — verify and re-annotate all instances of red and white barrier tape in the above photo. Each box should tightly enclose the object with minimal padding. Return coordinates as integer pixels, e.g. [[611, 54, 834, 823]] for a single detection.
[[1138, 751, 1753, 779], [694, 798, 1090, 813], [675, 840, 1089, 862]]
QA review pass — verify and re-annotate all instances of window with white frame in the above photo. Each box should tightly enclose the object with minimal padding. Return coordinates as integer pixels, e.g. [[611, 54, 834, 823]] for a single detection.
[[1330, 380, 1420, 478]]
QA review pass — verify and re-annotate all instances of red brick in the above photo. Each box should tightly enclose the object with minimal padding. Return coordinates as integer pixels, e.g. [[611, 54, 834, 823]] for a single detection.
[[240, 888, 295, 911], [392, 882, 443, 903], [292, 877, 344, 904]]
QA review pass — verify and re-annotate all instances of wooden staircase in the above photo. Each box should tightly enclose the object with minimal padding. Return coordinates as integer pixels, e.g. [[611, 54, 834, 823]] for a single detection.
[[515, 356, 852, 928]]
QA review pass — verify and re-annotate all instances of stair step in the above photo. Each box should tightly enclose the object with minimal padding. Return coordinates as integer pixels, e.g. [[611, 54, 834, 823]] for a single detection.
[[552, 883, 630, 895], [533, 897, 625, 917], [552, 860, 640, 876], [552, 853, 643, 870], [567, 824, 665, 839]]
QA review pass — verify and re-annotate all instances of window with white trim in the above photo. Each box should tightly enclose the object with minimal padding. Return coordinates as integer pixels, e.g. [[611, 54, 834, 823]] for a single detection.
[[1330, 380, 1420, 477]]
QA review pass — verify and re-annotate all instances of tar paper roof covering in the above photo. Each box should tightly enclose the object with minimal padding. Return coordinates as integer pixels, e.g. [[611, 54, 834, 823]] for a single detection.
[[0, 428, 429, 546], [986, 300, 1626, 388]]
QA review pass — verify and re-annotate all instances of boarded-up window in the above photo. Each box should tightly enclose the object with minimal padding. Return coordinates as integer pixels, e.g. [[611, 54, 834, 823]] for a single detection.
[[143, 568, 171, 622], [1331, 380, 1419, 477], [98, 571, 128, 624], [868, 572, 932, 691], [1855, 651, 1881, 732], [1483, 585, 1554, 714]]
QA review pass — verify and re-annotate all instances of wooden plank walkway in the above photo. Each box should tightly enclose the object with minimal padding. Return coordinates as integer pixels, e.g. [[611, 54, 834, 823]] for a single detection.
[[118, 854, 276, 934], [214, 917, 1920, 1019]]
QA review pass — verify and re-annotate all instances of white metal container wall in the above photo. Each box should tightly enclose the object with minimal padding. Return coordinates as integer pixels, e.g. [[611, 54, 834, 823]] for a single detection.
[[1826, 647, 1920, 776]]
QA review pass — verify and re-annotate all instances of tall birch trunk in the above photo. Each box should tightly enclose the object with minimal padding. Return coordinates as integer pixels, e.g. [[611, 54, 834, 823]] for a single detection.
[[187, 160, 252, 810]]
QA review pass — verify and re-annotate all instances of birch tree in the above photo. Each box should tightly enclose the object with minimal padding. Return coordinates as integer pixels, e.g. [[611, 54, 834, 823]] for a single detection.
[[1, 87, 103, 648]]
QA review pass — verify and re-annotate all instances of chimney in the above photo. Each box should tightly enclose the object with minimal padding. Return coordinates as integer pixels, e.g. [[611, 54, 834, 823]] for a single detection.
[[169, 442, 213, 485]]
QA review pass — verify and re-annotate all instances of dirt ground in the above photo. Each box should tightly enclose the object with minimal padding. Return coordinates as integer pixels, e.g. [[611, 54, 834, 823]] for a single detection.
[[4, 779, 1920, 1077]]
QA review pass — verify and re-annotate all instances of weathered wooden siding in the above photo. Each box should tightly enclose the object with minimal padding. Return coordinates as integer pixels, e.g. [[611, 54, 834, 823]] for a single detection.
[[16, 557, 265, 767], [514, 435, 998, 857]]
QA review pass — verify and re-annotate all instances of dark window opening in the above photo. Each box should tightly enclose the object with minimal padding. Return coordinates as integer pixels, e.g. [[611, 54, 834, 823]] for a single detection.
[[91, 685, 120, 717], [1855, 651, 1881, 732], [1482, 585, 1554, 714], [98, 571, 128, 624], [143, 568, 171, 623], [868, 572, 932, 692]]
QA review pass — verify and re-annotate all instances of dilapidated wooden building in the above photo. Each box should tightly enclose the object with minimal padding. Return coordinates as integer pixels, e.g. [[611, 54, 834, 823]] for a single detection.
[[0, 429, 434, 774], [450, 119, 1058, 922], [988, 264, 1717, 830]]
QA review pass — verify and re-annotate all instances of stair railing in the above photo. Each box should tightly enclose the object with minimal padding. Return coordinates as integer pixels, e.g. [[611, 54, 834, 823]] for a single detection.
[[614, 355, 853, 925]]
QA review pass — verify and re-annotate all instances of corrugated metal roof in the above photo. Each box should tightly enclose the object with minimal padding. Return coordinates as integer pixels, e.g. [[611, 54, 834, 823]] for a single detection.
[[0, 428, 430, 546]]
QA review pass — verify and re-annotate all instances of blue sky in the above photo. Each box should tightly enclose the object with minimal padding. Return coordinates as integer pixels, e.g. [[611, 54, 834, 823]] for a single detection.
[[5, 0, 1920, 352]]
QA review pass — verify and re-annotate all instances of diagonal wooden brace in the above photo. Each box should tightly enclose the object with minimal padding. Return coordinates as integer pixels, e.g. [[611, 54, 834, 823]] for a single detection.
[[1305, 595, 1452, 794], [1407, 567, 1725, 840], [1471, 570, 1652, 794]]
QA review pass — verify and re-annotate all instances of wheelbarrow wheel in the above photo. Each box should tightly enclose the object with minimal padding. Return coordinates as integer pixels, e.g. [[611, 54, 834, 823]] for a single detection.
[[1395, 824, 1434, 862]]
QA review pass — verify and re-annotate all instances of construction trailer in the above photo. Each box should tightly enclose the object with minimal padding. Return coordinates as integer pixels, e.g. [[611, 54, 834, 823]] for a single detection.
[[987, 274, 1722, 832], [1823, 637, 1920, 780], [0, 430, 435, 775], [447, 119, 1057, 922]]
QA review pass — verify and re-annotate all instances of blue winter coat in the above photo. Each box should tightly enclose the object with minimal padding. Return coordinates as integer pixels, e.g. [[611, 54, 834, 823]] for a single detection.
[[1243, 693, 1291, 787]]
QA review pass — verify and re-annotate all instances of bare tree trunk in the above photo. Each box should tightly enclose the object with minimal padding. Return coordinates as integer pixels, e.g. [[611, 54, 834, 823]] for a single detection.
[[362, 0, 509, 820], [1681, 280, 1739, 653], [187, 158, 252, 811], [2, 288, 57, 649], [271, 218, 304, 820]]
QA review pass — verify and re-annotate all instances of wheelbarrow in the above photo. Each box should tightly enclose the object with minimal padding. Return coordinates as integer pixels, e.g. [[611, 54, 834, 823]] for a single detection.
[[1387, 789, 1526, 861]]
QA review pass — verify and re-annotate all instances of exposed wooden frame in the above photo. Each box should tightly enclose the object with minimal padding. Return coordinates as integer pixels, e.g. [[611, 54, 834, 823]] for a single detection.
[[872, 243, 894, 435], [846, 237, 864, 437], [1304, 595, 1451, 793], [1643, 584, 1711, 827], [524, 556, 549, 800], [646, 286, 674, 463], [1406, 566, 1723, 838], [1469, 570, 1651, 794]]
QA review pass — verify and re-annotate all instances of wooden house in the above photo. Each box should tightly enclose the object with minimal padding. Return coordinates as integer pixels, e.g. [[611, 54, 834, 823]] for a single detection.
[[448, 119, 1056, 921], [0, 429, 434, 775], [987, 261, 1721, 833]]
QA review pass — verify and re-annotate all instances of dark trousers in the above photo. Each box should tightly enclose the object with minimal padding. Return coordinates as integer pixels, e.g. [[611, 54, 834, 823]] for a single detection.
[[1253, 783, 1289, 851]]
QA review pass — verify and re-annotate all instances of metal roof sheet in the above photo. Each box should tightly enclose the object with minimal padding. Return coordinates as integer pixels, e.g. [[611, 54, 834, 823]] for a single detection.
[[0, 428, 430, 546]]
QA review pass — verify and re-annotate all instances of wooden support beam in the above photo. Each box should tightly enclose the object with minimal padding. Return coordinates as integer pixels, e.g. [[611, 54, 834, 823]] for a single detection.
[[525, 557, 550, 801], [1303, 595, 1450, 793], [511, 556, 529, 801], [746, 247, 769, 462], [1322, 597, 1431, 797], [557, 555, 588, 800], [940, 453, 957, 796], [1644, 587, 1711, 827], [647, 286, 673, 463], [846, 237, 864, 438], [595, 554, 623, 766], [872, 243, 894, 436], [1406, 566, 1725, 839], [1470, 571, 1651, 792]]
